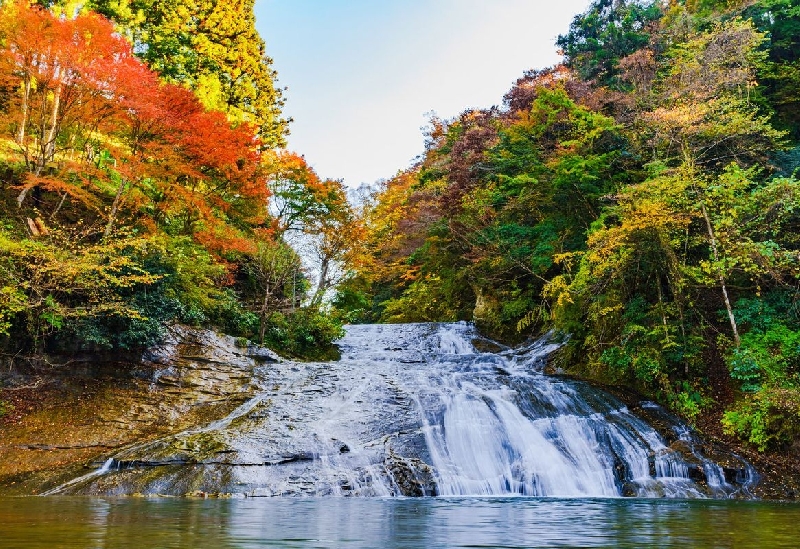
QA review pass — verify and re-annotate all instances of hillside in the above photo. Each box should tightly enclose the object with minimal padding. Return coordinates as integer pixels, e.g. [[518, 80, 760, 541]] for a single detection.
[[333, 0, 800, 457]]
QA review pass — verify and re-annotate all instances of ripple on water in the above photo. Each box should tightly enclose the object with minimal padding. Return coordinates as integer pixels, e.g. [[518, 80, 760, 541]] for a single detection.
[[1, 497, 799, 548]]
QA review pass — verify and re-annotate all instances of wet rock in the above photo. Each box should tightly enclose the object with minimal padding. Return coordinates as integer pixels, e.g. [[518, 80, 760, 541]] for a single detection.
[[246, 344, 280, 363], [384, 454, 437, 497], [146, 326, 280, 401], [620, 482, 639, 497]]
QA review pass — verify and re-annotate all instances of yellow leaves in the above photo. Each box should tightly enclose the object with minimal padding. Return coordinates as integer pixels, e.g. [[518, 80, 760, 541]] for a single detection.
[[664, 18, 767, 102], [585, 198, 686, 268], [0, 229, 161, 307], [194, 72, 225, 113], [640, 17, 784, 168], [0, 285, 27, 336], [645, 104, 705, 132], [552, 252, 578, 266], [595, 304, 624, 318], [542, 275, 573, 309]]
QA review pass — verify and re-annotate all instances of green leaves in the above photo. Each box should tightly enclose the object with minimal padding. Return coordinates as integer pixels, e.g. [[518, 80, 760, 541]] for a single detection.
[[557, 0, 663, 87], [722, 388, 800, 451], [39, 295, 63, 329]]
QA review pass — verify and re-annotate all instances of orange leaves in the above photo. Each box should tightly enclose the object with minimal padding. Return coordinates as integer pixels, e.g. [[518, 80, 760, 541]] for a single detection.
[[18, 173, 101, 212], [264, 150, 345, 234], [0, 0, 307, 304], [194, 226, 257, 256], [0, 1, 270, 255], [127, 82, 262, 190], [0, 1, 145, 137]]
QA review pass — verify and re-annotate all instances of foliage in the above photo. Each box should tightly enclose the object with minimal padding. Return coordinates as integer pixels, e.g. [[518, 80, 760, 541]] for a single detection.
[[744, 0, 800, 138], [722, 388, 800, 451], [49, 0, 288, 147], [0, 228, 160, 349], [0, 398, 12, 418], [261, 307, 344, 361], [341, 0, 800, 451], [556, 0, 663, 87], [0, 1, 347, 360]]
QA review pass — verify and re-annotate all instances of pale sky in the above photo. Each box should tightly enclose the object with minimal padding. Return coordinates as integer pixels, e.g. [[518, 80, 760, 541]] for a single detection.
[[254, 0, 591, 187]]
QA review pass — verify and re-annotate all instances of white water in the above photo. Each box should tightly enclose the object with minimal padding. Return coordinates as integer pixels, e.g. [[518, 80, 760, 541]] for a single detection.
[[47, 322, 753, 498], [404, 324, 712, 497], [41, 458, 116, 496]]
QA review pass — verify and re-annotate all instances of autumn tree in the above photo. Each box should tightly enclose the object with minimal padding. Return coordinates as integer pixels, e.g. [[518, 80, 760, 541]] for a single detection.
[[304, 185, 365, 307], [83, 0, 288, 147], [240, 238, 302, 344], [0, 1, 150, 209], [556, 0, 662, 88]]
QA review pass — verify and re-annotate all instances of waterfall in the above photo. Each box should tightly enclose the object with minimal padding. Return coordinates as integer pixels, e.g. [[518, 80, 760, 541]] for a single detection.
[[46, 322, 754, 498]]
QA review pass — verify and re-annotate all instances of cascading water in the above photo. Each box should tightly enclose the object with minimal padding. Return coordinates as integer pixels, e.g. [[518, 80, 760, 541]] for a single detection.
[[47, 322, 755, 498]]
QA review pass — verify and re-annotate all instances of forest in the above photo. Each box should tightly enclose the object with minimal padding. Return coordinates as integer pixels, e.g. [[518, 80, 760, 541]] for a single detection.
[[0, 0, 358, 363], [333, 0, 800, 453], [0, 0, 799, 457]]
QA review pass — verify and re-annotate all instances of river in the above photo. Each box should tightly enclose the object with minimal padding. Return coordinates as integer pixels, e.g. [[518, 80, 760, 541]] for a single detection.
[[2, 496, 799, 548]]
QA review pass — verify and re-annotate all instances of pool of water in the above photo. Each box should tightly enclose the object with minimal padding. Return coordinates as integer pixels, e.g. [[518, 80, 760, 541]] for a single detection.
[[2, 497, 799, 548]]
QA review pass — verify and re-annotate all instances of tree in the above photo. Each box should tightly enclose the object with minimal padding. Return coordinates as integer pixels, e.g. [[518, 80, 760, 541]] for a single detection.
[[640, 18, 783, 170], [0, 1, 150, 207], [304, 184, 365, 307], [556, 0, 663, 88], [744, 0, 800, 140], [0, 227, 161, 351], [242, 239, 301, 344], [85, 0, 288, 147], [634, 18, 786, 345], [264, 152, 342, 235]]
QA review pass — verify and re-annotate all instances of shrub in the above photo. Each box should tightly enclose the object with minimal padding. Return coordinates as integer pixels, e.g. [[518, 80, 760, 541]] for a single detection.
[[722, 388, 800, 451], [262, 308, 344, 360], [0, 399, 12, 419]]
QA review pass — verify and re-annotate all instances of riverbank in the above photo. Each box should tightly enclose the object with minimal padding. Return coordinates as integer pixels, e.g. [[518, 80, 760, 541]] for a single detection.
[[0, 326, 277, 495]]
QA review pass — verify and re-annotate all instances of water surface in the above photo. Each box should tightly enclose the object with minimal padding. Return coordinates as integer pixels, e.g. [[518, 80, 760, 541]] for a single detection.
[[2, 497, 799, 548]]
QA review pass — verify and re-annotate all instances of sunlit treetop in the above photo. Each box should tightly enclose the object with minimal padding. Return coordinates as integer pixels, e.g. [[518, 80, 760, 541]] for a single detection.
[[35, 0, 288, 148]]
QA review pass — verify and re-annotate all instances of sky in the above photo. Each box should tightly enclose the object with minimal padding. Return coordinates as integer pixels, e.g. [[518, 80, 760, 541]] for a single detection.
[[254, 0, 592, 188]]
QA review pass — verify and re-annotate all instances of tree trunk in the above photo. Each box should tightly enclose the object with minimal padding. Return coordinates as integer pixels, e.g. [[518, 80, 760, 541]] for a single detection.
[[16, 184, 31, 208], [657, 281, 670, 344], [700, 201, 741, 347], [311, 258, 329, 307], [16, 73, 31, 145], [259, 285, 270, 344], [19, 74, 62, 207], [50, 192, 68, 220], [42, 80, 62, 169], [104, 178, 128, 238]]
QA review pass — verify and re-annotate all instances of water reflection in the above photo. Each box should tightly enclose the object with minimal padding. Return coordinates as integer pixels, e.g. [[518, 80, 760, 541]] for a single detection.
[[1, 497, 799, 548]]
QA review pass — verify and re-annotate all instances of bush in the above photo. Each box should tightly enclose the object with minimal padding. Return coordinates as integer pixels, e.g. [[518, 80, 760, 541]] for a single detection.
[[726, 323, 800, 393], [262, 308, 344, 360], [50, 235, 235, 352], [722, 388, 800, 451]]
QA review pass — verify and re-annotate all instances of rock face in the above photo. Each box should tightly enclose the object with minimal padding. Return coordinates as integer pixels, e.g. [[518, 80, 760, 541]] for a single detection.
[[38, 323, 757, 499], [0, 326, 278, 495], [143, 324, 279, 401]]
